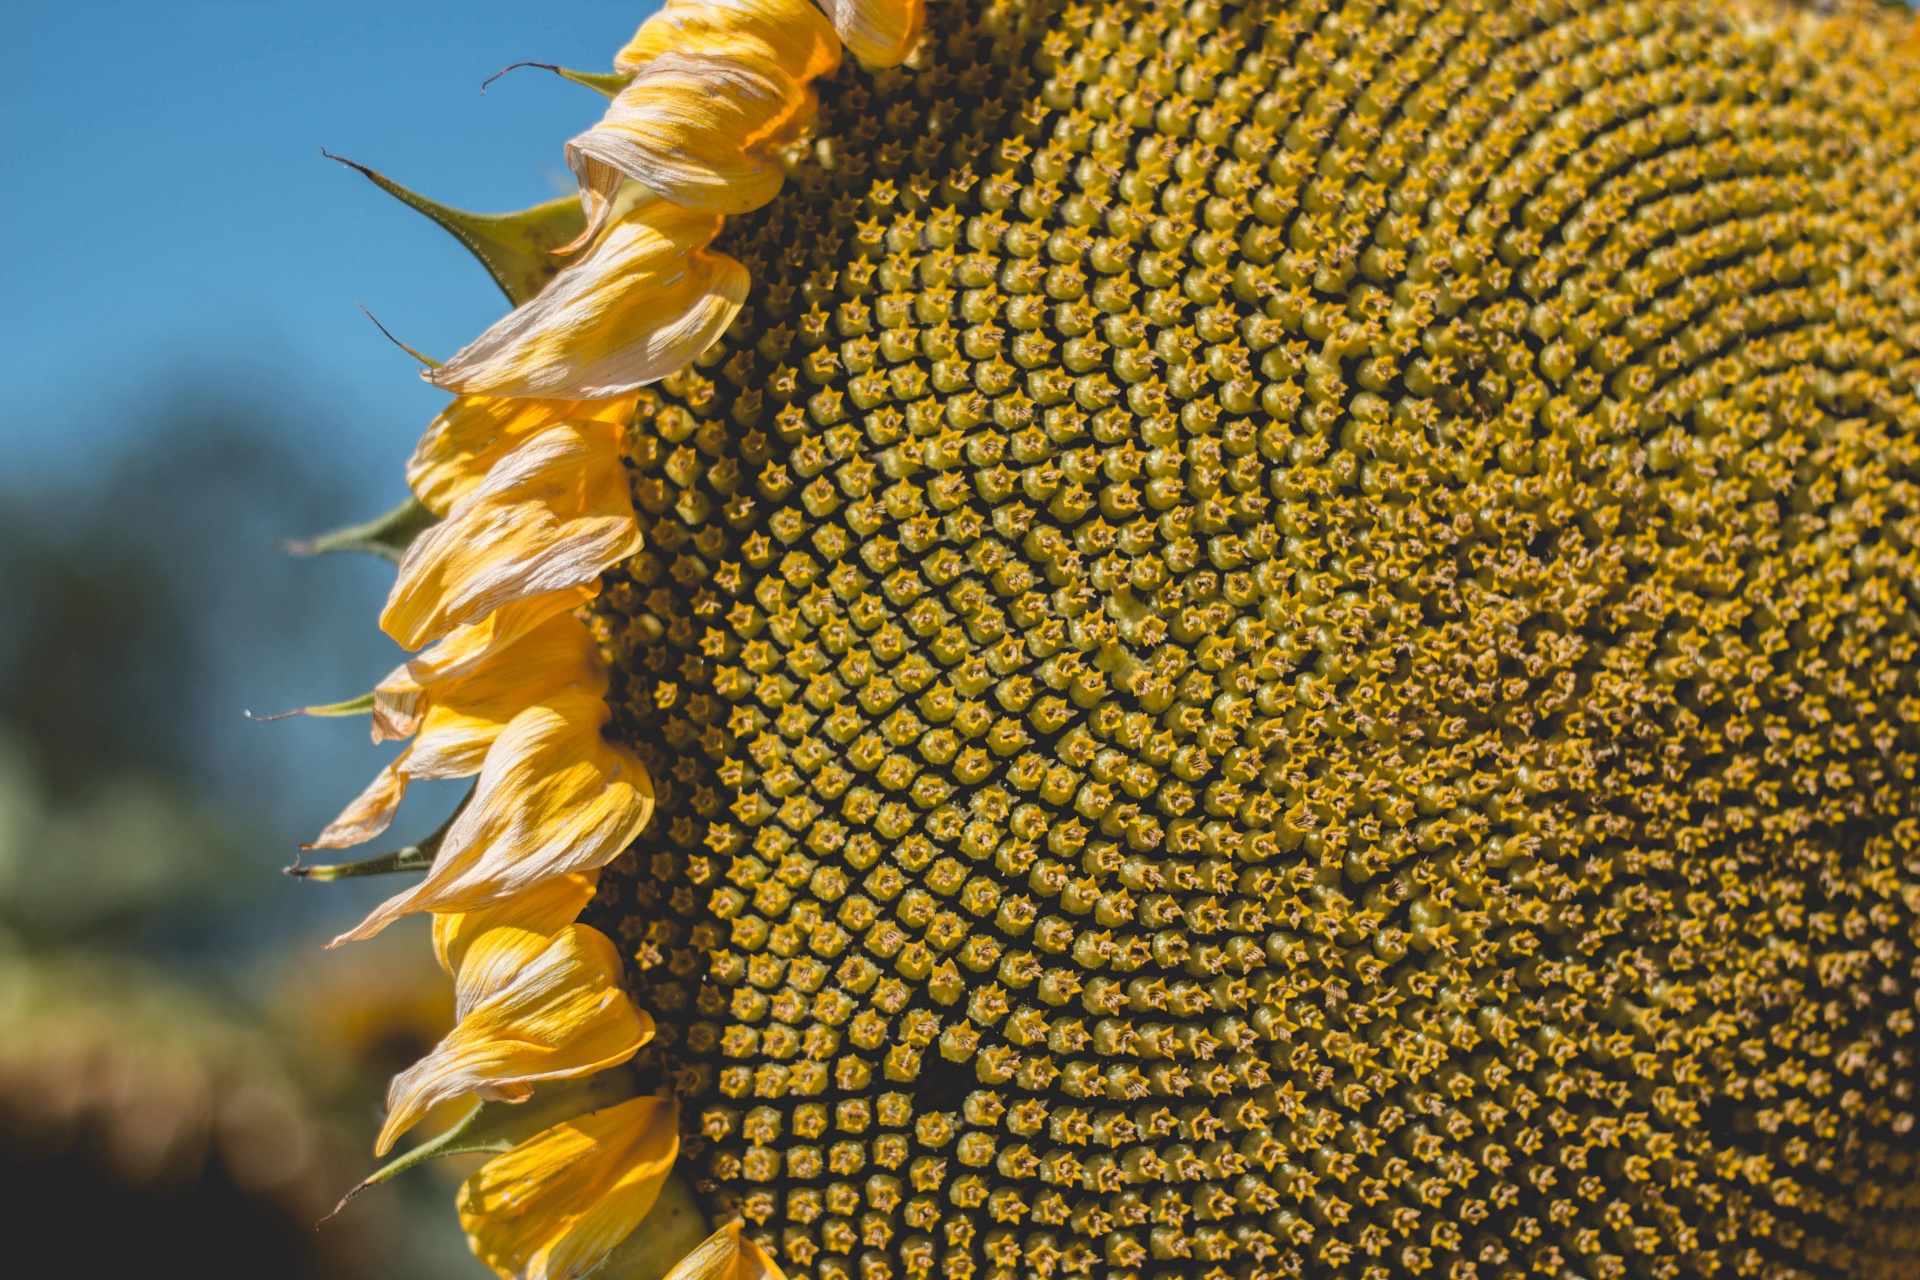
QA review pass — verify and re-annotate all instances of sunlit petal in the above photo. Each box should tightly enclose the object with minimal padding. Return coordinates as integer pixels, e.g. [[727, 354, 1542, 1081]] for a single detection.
[[382, 422, 642, 651], [813, 0, 922, 66], [375, 923, 650, 1155], [335, 691, 653, 943], [373, 587, 597, 742], [662, 1222, 788, 1280], [459, 1095, 680, 1280], [432, 872, 599, 979], [409, 393, 638, 517], [425, 200, 746, 402], [614, 0, 838, 79]]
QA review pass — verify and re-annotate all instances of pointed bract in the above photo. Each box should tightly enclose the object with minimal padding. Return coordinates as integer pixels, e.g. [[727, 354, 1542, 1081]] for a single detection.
[[286, 495, 441, 564], [327, 152, 591, 306], [459, 1096, 681, 1280]]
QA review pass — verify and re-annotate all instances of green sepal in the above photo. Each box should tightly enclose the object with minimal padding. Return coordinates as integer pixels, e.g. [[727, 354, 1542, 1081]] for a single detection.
[[582, 1171, 711, 1280], [324, 149, 588, 306], [331, 1069, 639, 1215], [287, 791, 464, 881], [484, 60, 628, 100], [284, 495, 439, 564], [303, 692, 376, 717]]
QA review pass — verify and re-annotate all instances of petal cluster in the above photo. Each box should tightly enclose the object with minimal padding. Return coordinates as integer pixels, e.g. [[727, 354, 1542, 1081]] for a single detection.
[[311, 0, 923, 1276]]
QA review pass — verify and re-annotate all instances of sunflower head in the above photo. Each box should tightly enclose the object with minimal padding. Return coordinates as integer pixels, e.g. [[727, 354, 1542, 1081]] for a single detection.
[[298, 1, 1920, 1278]]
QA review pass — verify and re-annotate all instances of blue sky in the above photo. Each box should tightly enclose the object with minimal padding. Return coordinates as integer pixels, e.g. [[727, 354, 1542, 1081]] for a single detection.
[[2, 1, 649, 486], [0, 3, 661, 962]]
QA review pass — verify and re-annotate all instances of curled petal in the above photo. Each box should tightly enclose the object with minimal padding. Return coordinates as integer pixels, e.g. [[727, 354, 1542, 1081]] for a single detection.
[[615, 0, 838, 79], [311, 610, 608, 850], [409, 394, 637, 517], [335, 691, 653, 943], [426, 201, 746, 402], [663, 1222, 788, 1280], [459, 1095, 680, 1280], [433, 872, 600, 979], [376, 923, 650, 1154], [401, 611, 606, 774], [565, 57, 814, 221], [374, 587, 597, 742], [383, 422, 642, 651], [814, 0, 922, 66], [308, 759, 411, 850]]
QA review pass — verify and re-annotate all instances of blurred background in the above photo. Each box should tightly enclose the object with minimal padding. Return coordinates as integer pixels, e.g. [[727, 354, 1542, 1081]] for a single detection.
[[1, 3, 655, 1273]]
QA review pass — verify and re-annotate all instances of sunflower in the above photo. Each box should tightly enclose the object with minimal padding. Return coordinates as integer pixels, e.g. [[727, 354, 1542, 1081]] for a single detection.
[[294, 1, 1920, 1278]]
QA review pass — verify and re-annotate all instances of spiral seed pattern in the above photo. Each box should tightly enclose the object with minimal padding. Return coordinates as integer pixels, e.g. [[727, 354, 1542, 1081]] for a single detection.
[[581, 1, 1920, 1277]]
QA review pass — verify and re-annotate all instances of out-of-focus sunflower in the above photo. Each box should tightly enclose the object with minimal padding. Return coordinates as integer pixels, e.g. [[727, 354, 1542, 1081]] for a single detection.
[[295, 2, 1920, 1279]]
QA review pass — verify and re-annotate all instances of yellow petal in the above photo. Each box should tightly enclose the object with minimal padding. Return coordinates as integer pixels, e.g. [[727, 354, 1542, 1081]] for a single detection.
[[432, 872, 600, 978], [307, 755, 412, 849], [376, 923, 650, 1155], [409, 394, 637, 517], [614, 0, 839, 79], [382, 422, 642, 650], [425, 200, 747, 401], [403, 611, 607, 775], [662, 1222, 788, 1280], [570, 0, 839, 242], [814, 0, 922, 66], [565, 58, 815, 221], [459, 1095, 680, 1280], [374, 587, 596, 742], [335, 691, 653, 943], [313, 610, 609, 851]]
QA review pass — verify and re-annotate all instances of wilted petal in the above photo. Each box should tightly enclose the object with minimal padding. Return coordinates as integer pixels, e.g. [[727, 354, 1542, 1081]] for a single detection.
[[459, 1095, 680, 1280], [433, 873, 600, 979], [383, 422, 642, 651], [311, 610, 608, 850], [373, 587, 596, 742], [663, 1222, 788, 1280], [565, 57, 813, 221], [576, 0, 839, 240], [409, 394, 638, 517], [813, 0, 922, 66], [308, 758, 411, 849], [426, 201, 746, 402], [375, 923, 650, 1154], [403, 612, 606, 774], [335, 691, 653, 943], [614, 0, 838, 79]]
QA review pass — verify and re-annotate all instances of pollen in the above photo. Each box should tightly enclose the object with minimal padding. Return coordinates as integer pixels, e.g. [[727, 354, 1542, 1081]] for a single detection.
[[579, 1, 1920, 1278]]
